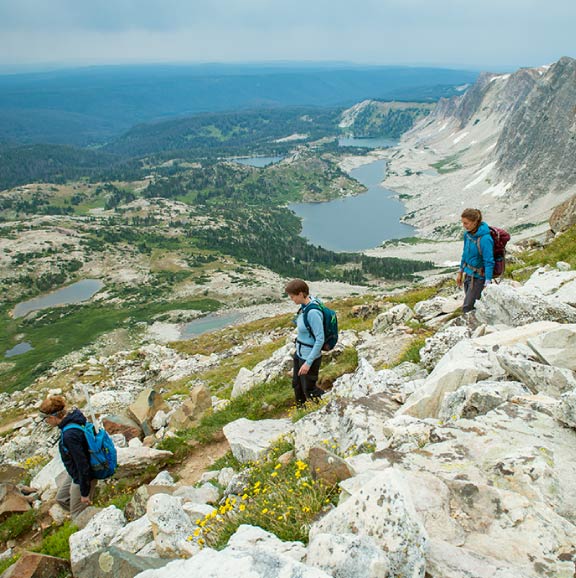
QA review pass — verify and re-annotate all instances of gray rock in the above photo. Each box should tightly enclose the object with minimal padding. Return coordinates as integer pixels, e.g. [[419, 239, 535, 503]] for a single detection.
[[294, 394, 400, 460], [306, 532, 390, 578], [73, 546, 168, 578], [399, 322, 560, 419], [309, 468, 427, 578], [69, 506, 126, 577], [426, 539, 538, 578], [419, 326, 471, 371], [146, 494, 198, 558], [110, 515, 154, 554], [227, 524, 306, 562], [497, 345, 576, 396], [557, 389, 576, 429], [172, 482, 219, 504], [0, 552, 70, 578], [476, 283, 576, 327], [373, 304, 414, 333], [527, 324, 576, 371], [30, 454, 66, 500], [128, 389, 170, 437], [231, 367, 255, 399], [149, 471, 175, 487], [222, 418, 293, 463], [168, 385, 212, 432], [133, 546, 332, 578], [116, 447, 173, 477], [330, 357, 403, 399], [439, 380, 528, 421]]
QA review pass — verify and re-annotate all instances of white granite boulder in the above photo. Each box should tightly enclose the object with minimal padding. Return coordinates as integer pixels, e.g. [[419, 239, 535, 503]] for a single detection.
[[231, 367, 256, 399], [222, 418, 293, 463], [306, 532, 390, 578], [399, 322, 560, 419], [110, 515, 154, 554], [293, 395, 400, 459], [116, 447, 173, 476], [146, 494, 198, 558], [373, 304, 414, 333], [134, 546, 332, 577], [556, 389, 576, 429], [330, 358, 403, 399], [476, 283, 576, 327], [227, 524, 306, 562], [497, 345, 576, 396], [69, 506, 126, 576], [149, 471, 175, 486], [173, 482, 220, 504], [309, 468, 427, 578], [419, 325, 471, 371], [439, 380, 528, 421], [527, 324, 576, 371], [30, 454, 67, 500]]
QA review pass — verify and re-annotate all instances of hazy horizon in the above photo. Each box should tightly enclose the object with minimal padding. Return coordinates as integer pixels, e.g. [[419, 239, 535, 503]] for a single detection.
[[1, 0, 573, 72]]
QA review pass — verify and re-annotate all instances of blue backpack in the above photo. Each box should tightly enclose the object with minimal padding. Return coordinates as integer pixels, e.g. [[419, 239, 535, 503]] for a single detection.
[[61, 423, 118, 480], [302, 300, 339, 351]]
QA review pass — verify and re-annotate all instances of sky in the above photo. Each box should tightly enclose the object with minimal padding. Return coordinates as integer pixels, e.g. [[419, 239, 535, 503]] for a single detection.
[[0, 0, 574, 71]]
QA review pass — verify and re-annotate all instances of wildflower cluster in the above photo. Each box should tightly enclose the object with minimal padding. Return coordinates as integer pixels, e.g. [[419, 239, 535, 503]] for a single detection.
[[189, 441, 340, 549]]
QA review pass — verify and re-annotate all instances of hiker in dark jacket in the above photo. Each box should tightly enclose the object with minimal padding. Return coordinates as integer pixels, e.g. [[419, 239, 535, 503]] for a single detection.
[[39, 395, 96, 519], [456, 208, 495, 313], [286, 279, 325, 407]]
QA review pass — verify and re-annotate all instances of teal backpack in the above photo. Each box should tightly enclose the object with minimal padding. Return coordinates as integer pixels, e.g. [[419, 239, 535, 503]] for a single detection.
[[61, 422, 118, 480], [302, 300, 339, 351]]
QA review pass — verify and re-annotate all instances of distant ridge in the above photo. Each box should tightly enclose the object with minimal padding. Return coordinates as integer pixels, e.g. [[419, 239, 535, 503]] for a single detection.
[[0, 64, 477, 146]]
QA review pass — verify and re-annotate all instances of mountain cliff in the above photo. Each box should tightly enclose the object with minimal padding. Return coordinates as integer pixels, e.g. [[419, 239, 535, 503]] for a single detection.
[[383, 57, 576, 237]]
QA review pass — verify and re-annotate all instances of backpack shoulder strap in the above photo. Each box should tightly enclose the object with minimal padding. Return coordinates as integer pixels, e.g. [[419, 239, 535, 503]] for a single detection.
[[62, 424, 85, 433], [60, 423, 85, 453], [301, 302, 322, 339]]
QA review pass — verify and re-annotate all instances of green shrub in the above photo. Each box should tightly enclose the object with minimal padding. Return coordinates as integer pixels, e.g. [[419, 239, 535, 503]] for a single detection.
[[191, 440, 339, 548], [0, 510, 36, 543], [35, 521, 78, 560]]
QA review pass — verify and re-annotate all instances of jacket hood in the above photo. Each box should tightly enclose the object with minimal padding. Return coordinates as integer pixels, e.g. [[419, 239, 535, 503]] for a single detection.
[[59, 408, 87, 429], [468, 221, 490, 238]]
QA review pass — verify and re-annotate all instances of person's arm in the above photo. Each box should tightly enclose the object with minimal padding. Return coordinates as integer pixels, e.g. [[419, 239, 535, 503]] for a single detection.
[[304, 309, 324, 366], [480, 234, 495, 282], [65, 430, 93, 498], [457, 235, 467, 287]]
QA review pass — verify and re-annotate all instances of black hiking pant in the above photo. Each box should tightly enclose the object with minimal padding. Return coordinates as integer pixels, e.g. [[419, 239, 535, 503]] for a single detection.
[[463, 274, 485, 313], [292, 353, 324, 407]]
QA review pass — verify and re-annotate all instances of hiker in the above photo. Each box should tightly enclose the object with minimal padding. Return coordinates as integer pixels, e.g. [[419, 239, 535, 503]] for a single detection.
[[456, 208, 495, 313], [39, 395, 97, 518], [286, 279, 326, 407]]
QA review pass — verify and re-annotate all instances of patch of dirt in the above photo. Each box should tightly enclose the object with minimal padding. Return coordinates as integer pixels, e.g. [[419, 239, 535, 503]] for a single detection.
[[175, 433, 231, 486]]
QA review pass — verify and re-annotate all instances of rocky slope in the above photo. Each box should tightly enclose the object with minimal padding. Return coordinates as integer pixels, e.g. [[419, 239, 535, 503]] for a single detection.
[[382, 56, 576, 238], [1, 257, 576, 576]]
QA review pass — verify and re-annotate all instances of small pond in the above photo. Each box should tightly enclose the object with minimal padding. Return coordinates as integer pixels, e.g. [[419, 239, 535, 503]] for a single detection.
[[13, 279, 105, 319]]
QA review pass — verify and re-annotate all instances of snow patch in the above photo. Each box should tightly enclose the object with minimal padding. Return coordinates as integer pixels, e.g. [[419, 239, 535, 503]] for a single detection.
[[438, 122, 448, 132], [464, 161, 496, 190], [274, 133, 309, 143], [481, 181, 512, 198], [453, 132, 469, 145]]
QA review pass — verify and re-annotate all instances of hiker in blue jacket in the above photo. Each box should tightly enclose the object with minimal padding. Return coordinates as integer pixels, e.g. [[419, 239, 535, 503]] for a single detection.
[[285, 279, 326, 407], [39, 395, 96, 519], [456, 208, 495, 313]]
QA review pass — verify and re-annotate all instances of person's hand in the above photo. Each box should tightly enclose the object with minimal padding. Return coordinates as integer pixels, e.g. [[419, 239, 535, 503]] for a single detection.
[[456, 271, 463, 288], [484, 279, 492, 287], [298, 363, 310, 376], [80, 496, 91, 505]]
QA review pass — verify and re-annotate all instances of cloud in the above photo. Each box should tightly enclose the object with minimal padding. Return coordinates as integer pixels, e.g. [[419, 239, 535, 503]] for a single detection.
[[0, 0, 574, 67]]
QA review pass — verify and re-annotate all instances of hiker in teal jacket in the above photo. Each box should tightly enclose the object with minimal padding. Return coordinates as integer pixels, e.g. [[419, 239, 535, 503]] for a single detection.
[[456, 208, 495, 313], [285, 278, 325, 407]]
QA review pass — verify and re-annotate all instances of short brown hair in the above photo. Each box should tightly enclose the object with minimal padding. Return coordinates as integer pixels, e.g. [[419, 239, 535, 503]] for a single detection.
[[39, 395, 66, 417], [461, 208, 483, 224], [285, 279, 309, 296]]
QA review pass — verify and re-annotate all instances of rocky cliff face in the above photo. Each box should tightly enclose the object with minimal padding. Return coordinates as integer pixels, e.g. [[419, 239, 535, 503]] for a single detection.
[[384, 57, 576, 237]]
